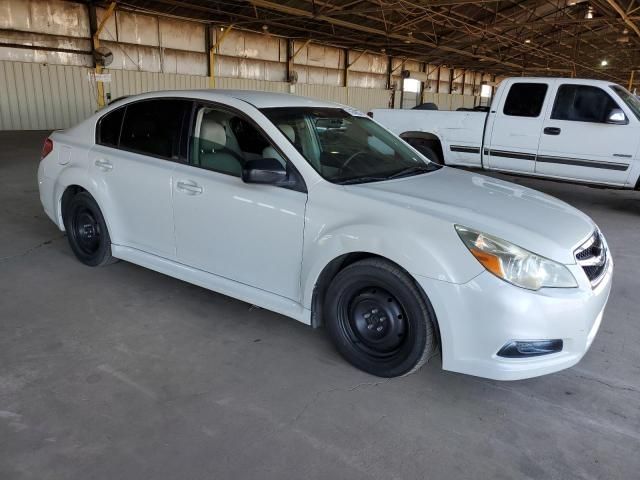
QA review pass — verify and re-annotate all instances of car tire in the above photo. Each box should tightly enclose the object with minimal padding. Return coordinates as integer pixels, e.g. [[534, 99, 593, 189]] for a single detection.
[[324, 258, 437, 377], [406, 139, 443, 165], [63, 191, 117, 267]]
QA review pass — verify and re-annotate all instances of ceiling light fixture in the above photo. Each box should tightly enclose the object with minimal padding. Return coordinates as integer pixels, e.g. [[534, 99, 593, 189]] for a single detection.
[[601, 59, 608, 66], [585, 6, 595, 19]]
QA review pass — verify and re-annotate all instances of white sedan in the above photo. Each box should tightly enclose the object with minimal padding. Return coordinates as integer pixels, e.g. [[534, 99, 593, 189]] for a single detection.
[[37, 90, 612, 380]]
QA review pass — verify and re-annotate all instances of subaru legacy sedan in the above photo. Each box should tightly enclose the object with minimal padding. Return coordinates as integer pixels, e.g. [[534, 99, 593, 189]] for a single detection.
[[37, 90, 612, 380]]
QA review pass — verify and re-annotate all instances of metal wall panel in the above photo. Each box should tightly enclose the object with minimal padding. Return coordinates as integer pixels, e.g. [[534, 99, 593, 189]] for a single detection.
[[116, 10, 159, 46], [348, 71, 386, 89], [0, 0, 89, 37], [104, 68, 208, 99], [348, 51, 386, 74], [0, 59, 475, 131], [159, 17, 205, 52], [0, 60, 94, 130], [216, 55, 286, 82], [96, 7, 207, 75]]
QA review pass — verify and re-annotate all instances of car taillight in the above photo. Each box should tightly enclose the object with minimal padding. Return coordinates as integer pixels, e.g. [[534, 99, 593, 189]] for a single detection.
[[41, 138, 53, 160]]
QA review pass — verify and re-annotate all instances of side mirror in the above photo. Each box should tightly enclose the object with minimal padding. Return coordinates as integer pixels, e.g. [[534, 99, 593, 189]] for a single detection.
[[242, 158, 287, 184], [606, 108, 628, 125]]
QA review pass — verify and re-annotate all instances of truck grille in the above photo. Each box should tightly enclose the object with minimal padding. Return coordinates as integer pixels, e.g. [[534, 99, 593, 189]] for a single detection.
[[574, 230, 607, 287]]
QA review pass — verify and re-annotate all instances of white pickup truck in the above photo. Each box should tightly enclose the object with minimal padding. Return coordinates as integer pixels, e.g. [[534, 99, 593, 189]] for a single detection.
[[373, 77, 640, 189]]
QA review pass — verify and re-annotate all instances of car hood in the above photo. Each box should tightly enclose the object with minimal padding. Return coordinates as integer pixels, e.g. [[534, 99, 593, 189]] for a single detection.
[[346, 167, 595, 264]]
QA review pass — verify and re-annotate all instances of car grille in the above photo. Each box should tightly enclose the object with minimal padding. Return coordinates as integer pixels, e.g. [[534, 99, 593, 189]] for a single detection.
[[574, 230, 607, 287]]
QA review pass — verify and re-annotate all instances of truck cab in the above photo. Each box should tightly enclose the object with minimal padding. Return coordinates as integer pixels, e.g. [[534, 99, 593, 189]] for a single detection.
[[373, 77, 640, 189]]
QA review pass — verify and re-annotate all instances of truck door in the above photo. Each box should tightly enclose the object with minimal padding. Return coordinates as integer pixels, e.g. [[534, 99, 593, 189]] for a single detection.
[[484, 81, 550, 174], [535, 83, 636, 186]]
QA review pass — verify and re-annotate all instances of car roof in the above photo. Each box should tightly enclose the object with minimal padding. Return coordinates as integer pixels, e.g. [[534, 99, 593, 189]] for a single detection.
[[112, 89, 344, 109]]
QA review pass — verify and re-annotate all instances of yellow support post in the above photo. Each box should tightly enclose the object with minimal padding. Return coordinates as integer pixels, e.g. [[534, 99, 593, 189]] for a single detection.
[[628, 70, 635, 91], [210, 25, 234, 88], [93, 1, 116, 109]]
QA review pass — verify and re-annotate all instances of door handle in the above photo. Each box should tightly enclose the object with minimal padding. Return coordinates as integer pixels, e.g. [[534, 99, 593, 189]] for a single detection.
[[94, 159, 113, 171], [176, 180, 203, 195], [543, 127, 561, 136]]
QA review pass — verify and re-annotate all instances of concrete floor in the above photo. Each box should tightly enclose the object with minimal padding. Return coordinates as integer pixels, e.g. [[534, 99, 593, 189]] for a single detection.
[[1, 130, 639, 480]]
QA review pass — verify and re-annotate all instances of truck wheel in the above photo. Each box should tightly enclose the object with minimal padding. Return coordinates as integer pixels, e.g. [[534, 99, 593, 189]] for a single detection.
[[406, 138, 443, 165], [324, 258, 437, 378], [63, 192, 117, 267]]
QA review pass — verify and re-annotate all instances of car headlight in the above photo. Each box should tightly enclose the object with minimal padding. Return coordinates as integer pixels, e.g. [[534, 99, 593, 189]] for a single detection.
[[455, 225, 577, 290]]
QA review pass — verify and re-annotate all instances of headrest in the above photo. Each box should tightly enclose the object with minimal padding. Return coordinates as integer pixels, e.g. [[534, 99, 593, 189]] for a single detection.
[[200, 118, 226, 146], [279, 124, 295, 143]]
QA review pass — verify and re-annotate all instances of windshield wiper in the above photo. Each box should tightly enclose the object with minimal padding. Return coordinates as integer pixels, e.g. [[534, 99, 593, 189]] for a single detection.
[[386, 164, 439, 180], [335, 164, 439, 185], [335, 175, 389, 185]]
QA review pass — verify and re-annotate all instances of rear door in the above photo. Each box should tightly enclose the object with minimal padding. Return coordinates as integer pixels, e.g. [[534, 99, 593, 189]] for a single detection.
[[89, 98, 191, 258], [535, 83, 636, 185], [484, 80, 551, 173]]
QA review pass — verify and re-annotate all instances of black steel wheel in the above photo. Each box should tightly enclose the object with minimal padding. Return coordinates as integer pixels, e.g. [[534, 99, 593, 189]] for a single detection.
[[325, 258, 437, 377], [63, 191, 116, 267]]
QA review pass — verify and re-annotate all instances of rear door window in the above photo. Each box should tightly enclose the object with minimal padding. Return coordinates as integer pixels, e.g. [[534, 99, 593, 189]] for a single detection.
[[502, 83, 548, 117], [119, 99, 191, 160]]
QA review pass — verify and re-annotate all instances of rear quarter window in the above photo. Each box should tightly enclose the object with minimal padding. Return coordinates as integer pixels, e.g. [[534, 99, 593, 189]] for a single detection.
[[503, 83, 548, 117], [97, 107, 125, 146]]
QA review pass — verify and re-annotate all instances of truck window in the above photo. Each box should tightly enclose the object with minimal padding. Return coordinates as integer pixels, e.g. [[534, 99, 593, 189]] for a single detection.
[[502, 83, 548, 117], [611, 85, 640, 120], [551, 85, 619, 123]]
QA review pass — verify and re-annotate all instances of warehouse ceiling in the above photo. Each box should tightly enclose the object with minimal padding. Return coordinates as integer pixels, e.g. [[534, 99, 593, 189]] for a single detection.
[[108, 0, 640, 84]]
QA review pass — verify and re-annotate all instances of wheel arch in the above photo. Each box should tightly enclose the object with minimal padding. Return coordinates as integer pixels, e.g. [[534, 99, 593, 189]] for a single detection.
[[55, 171, 113, 238], [399, 131, 444, 163], [309, 251, 442, 351]]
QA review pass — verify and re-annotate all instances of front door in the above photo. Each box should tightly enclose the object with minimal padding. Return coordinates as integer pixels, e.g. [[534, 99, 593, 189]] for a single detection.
[[535, 83, 636, 186], [485, 81, 550, 173], [172, 103, 307, 300]]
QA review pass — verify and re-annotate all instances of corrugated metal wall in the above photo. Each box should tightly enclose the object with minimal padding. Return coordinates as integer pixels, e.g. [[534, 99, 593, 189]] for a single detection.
[[0, 60, 392, 130], [0, 0, 489, 130], [0, 60, 94, 130]]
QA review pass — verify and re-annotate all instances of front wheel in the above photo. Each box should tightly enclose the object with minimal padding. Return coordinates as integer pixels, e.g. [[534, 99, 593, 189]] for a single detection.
[[324, 258, 437, 377], [63, 192, 116, 267]]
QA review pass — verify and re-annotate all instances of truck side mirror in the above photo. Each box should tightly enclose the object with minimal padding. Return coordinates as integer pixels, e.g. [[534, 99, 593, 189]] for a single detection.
[[606, 108, 628, 125]]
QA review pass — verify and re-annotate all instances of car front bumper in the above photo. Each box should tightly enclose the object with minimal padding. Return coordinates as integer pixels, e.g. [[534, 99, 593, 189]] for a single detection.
[[415, 258, 612, 381]]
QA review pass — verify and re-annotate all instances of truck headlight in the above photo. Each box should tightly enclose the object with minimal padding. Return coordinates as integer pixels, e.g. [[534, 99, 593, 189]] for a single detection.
[[455, 225, 577, 290]]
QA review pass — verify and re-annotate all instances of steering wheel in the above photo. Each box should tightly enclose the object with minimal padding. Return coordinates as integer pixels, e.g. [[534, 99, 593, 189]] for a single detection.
[[337, 151, 369, 177]]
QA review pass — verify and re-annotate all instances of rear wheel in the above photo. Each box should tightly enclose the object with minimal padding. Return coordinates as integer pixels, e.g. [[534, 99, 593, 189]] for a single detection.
[[63, 192, 116, 267], [324, 258, 437, 377]]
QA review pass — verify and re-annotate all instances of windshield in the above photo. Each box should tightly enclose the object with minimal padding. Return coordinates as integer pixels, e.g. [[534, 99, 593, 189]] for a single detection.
[[260, 107, 439, 184], [611, 85, 640, 121]]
